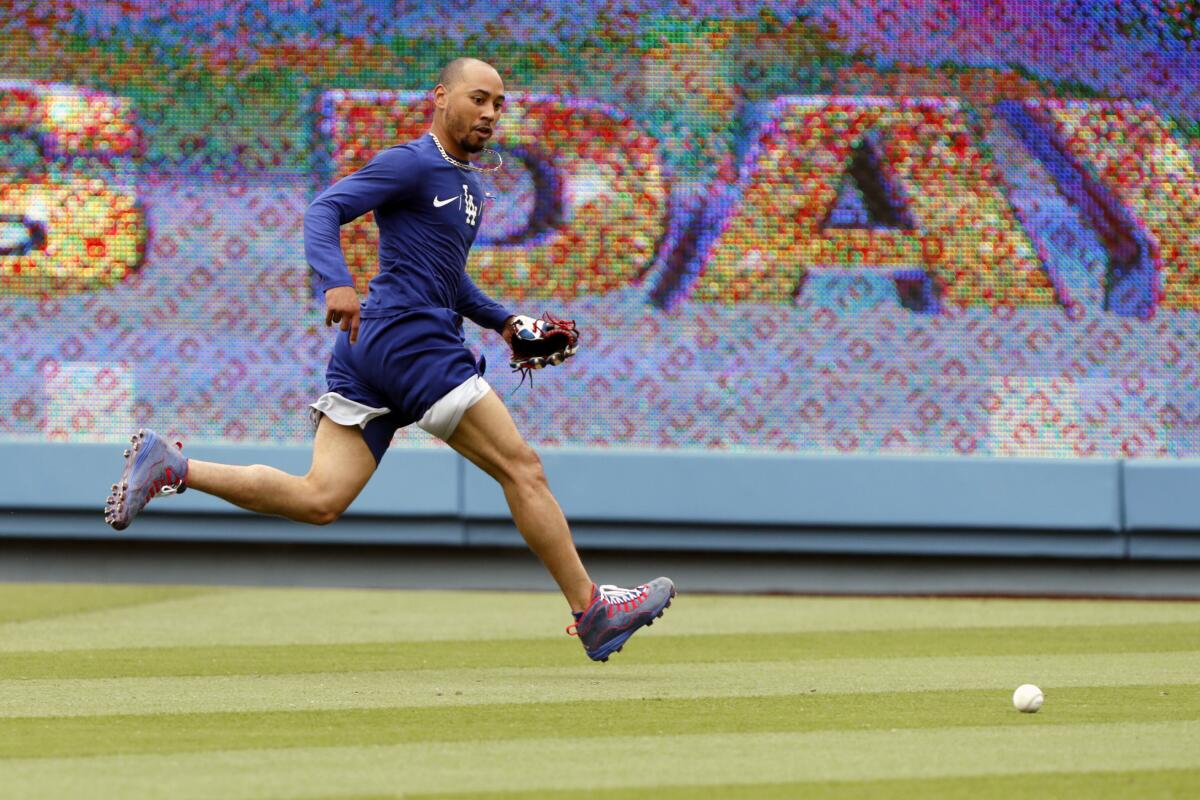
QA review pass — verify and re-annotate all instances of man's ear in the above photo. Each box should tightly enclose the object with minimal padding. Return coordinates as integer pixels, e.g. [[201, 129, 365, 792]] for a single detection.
[[433, 84, 447, 110]]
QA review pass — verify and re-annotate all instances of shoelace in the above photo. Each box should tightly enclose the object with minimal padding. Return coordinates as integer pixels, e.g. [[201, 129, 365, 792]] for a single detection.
[[143, 443, 186, 502], [565, 583, 648, 636], [597, 584, 648, 613]]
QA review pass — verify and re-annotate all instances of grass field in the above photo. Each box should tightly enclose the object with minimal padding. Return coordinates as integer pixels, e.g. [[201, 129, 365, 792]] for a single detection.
[[1, 583, 1198, 798]]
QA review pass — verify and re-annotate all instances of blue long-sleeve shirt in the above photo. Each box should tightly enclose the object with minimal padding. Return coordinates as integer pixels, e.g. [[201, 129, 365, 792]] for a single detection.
[[304, 134, 512, 331]]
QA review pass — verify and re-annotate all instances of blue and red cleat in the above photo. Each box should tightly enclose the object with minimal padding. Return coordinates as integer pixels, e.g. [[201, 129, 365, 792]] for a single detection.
[[104, 429, 188, 531], [567, 578, 676, 662]]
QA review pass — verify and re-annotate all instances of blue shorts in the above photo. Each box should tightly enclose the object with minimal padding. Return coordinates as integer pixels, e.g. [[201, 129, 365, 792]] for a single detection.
[[311, 308, 489, 462]]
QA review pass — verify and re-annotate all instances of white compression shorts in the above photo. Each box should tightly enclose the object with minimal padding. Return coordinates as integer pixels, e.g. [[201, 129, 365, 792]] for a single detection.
[[309, 375, 491, 442]]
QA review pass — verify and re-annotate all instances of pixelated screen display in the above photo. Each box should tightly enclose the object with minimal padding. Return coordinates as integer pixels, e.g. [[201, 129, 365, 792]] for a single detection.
[[1, 2, 1197, 457]]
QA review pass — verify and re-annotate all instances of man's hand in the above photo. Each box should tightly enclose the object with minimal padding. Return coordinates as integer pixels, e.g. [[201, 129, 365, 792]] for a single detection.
[[500, 315, 516, 348], [507, 313, 580, 373], [324, 286, 361, 344]]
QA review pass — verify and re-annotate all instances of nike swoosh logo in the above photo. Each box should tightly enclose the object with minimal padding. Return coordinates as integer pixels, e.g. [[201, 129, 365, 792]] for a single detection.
[[432, 196, 457, 207]]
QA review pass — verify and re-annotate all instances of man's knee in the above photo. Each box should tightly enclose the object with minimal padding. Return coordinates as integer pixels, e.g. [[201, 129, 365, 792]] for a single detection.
[[307, 503, 343, 526], [499, 443, 548, 490], [300, 475, 354, 526]]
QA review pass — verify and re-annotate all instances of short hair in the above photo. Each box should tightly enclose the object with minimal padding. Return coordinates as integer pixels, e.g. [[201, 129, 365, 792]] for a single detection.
[[437, 57, 494, 90]]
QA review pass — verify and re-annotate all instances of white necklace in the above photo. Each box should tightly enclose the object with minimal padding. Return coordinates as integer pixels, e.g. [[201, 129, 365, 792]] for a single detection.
[[429, 131, 504, 174]]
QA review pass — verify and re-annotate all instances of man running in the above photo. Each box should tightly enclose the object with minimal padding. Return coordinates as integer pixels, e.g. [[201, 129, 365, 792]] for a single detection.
[[103, 57, 674, 662]]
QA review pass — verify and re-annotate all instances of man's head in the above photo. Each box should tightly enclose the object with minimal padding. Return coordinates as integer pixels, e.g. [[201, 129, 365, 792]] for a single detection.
[[433, 58, 504, 159]]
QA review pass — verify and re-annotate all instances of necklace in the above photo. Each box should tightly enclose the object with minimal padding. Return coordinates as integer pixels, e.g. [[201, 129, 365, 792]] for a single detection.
[[428, 131, 504, 174]]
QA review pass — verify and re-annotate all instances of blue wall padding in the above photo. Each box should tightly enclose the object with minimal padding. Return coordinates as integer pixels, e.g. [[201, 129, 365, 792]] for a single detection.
[[0, 443, 459, 517], [1123, 460, 1200, 531], [6, 444, 1195, 551], [462, 450, 1122, 530]]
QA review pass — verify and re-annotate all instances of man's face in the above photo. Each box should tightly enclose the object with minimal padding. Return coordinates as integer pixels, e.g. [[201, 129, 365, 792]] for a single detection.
[[437, 64, 505, 154]]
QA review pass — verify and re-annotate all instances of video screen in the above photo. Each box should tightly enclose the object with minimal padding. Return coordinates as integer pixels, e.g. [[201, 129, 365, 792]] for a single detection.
[[1, 2, 1196, 457]]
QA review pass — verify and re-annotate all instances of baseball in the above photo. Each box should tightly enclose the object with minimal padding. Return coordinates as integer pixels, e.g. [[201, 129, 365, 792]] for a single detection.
[[1012, 683, 1044, 713]]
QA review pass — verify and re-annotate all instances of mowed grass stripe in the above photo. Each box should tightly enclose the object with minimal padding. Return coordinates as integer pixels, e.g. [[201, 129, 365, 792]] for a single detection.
[[3, 651, 1197, 718], [403, 769, 1200, 800], [5, 590, 1200, 653], [0, 584, 211, 625], [3, 722, 1199, 800], [1, 686, 1195, 760], [5, 622, 1200, 680]]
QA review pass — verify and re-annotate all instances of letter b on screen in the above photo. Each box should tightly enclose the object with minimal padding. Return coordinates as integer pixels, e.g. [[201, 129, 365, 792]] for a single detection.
[[0, 81, 145, 295]]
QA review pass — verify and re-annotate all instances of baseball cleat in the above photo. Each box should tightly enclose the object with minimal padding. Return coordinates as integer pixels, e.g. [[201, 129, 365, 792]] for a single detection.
[[567, 578, 676, 662], [104, 428, 188, 531]]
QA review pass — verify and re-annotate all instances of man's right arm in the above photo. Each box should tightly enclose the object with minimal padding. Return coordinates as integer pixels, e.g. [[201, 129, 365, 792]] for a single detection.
[[303, 147, 419, 294]]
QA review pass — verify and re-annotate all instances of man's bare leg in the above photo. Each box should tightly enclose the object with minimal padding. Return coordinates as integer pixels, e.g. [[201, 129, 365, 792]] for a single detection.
[[186, 416, 377, 525], [448, 391, 594, 612]]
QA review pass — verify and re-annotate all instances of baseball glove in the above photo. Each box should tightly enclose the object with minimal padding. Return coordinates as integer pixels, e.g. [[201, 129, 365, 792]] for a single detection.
[[508, 313, 580, 375]]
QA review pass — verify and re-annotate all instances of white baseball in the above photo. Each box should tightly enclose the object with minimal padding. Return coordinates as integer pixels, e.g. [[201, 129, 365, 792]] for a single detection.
[[1012, 683, 1044, 713]]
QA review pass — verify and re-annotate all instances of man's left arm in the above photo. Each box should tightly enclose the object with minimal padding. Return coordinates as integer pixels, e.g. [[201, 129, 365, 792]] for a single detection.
[[456, 271, 514, 336]]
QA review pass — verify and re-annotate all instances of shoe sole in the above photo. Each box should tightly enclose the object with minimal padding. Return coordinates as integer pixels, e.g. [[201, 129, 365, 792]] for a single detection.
[[104, 429, 180, 532], [589, 586, 676, 662], [104, 430, 146, 531]]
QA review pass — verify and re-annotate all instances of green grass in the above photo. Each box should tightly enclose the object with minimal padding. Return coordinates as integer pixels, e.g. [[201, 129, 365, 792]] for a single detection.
[[406, 770, 1200, 800], [0, 584, 1197, 798], [3, 686, 1196, 760], [0, 584, 205, 625], [4, 621, 1199, 680]]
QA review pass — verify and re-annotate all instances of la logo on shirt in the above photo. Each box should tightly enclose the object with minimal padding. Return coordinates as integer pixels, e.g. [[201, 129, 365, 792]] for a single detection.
[[433, 185, 478, 227], [462, 184, 478, 227]]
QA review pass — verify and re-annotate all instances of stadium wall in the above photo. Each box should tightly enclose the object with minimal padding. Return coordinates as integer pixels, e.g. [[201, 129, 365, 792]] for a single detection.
[[2, 444, 1196, 560], [2, 4, 1198, 565]]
